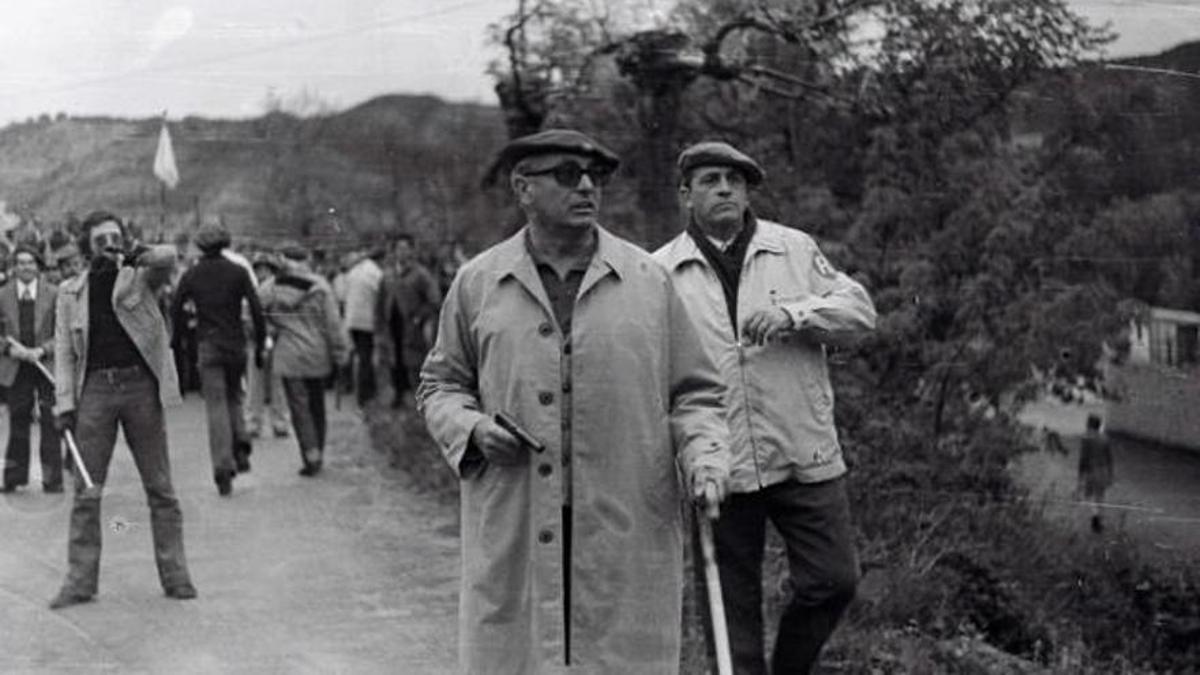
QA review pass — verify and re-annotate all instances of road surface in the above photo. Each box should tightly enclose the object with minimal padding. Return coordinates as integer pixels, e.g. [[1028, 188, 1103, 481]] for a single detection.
[[1017, 398, 1200, 561], [0, 396, 459, 673]]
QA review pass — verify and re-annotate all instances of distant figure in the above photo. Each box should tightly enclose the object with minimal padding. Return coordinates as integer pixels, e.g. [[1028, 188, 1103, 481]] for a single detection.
[[342, 247, 384, 407], [376, 233, 441, 409], [0, 245, 60, 493], [261, 244, 349, 476], [246, 253, 290, 438], [170, 223, 266, 496], [1077, 413, 1114, 533]]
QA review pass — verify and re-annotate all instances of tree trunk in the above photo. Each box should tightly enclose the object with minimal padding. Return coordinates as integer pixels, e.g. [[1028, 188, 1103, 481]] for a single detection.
[[636, 77, 690, 249]]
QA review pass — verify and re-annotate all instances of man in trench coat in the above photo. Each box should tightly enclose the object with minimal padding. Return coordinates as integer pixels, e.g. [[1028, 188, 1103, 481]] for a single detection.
[[418, 129, 731, 674]]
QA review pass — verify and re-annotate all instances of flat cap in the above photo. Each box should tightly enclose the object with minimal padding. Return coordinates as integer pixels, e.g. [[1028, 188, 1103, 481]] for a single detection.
[[195, 222, 231, 251], [495, 129, 620, 174], [677, 141, 765, 185]]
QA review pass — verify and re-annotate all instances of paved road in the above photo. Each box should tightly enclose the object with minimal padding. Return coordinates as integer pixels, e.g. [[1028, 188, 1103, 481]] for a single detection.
[[0, 396, 458, 673], [1017, 399, 1200, 561]]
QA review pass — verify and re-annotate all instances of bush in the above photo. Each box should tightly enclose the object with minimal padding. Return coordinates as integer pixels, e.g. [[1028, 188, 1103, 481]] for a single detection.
[[368, 396, 1200, 672]]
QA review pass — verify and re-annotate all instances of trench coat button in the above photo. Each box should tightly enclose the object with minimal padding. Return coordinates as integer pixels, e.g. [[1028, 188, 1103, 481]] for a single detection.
[[538, 391, 554, 405], [538, 322, 553, 337], [561, 380, 571, 394], [538, 529, 554, 544], [538, 463, 552, 477]]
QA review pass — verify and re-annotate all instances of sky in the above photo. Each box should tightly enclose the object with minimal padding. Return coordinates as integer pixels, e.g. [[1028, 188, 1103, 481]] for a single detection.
[[0, 0, 1196, 126]]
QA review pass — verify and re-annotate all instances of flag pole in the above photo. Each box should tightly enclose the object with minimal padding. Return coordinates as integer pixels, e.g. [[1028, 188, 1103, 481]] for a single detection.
[[159, 110, 167, 230]]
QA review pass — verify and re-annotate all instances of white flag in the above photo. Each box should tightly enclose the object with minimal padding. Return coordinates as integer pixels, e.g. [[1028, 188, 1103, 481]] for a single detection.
[[153, 122, 180, 189]]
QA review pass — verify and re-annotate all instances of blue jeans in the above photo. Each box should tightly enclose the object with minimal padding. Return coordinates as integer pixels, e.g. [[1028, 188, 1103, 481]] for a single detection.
[[198, 341, 249, 478], [61, 365, 192, 595], [707, 477, 858, 675]]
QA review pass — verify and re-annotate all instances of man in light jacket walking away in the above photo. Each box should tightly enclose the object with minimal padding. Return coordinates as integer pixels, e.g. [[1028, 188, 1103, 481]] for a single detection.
[[419, 129, 731, 674], [261, 244, 348, 476], [654, 142, 877, 674]]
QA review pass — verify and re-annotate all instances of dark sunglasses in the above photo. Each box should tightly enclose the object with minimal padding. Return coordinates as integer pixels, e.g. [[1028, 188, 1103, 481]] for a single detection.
[[521, 161, 614, 188]]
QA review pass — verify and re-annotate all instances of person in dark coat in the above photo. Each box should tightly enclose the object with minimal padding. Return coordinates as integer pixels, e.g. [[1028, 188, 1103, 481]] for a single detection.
[[0, 245, 61, 492], [376, 233, 441, 408], [1077, 413, 1114, 533], [170, 223, 266, 496]]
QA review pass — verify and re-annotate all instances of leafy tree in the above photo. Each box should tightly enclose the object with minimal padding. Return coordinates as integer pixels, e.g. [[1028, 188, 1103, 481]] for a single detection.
[[480, 0, 1200, 668]]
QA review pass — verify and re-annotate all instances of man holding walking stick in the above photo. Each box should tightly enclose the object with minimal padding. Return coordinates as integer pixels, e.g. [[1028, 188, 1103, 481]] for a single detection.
[[48, 210, 197, 610], [419, 129, 730, 673], [0, 244, 62, 493], [655, 142, 876, 674]]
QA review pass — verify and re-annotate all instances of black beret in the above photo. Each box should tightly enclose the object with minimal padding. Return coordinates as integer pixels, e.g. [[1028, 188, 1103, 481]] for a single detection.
[[677, 141, 765, 185], [496, 129, 619, 175]]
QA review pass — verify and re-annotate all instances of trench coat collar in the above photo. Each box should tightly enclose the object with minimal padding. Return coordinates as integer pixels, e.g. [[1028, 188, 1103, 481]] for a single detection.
[[662, 214, 783, 271], [496, 224, 628, 309]]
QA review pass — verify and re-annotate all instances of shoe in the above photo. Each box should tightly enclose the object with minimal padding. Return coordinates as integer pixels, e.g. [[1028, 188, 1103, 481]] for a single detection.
[[49, 589, 94, 610], [298, 461, 323, 477], [43, 484, 64, 494], [272, 426, 290, 438], [215, 471, 233, 497], [164, 583, 197, 600], [234, 440, 252, 473]]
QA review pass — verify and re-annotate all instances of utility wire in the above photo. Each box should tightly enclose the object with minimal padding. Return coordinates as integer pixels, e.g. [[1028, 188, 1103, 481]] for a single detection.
[[10, 0, 500, 99]]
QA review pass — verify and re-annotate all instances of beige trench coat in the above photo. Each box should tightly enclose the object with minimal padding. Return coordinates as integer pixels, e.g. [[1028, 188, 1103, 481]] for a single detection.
[[419, 226, 729, 674]]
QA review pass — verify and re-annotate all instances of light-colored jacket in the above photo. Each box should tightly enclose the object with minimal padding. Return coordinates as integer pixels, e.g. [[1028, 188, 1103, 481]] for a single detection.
[[261, 264, 348, 378], [0, 278, 56, 387], [341, 257, 382, 332], [54, 247, 182, 415], [419, 226, 729, 674], [654, 219, 876, 492]]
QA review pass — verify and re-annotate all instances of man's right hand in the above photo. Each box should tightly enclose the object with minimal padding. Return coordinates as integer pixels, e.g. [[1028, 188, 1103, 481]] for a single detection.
[[55, 411, 77, 433], [469, 417, 525, 466]]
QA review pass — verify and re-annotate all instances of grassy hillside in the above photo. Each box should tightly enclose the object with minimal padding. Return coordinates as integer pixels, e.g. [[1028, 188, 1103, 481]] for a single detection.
[[0, 95, 510, 252]]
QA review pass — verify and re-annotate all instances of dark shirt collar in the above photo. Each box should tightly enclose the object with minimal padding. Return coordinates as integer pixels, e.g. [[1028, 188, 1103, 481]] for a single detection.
[[523, 227, 594, 276]]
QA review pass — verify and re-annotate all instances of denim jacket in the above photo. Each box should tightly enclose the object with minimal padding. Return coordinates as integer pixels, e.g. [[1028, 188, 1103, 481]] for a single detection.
[[654, 219, 876, 491], [53, 247, 182, 415]]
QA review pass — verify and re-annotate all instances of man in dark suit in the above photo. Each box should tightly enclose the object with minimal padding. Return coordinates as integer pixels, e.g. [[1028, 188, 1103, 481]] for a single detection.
[[0, 244, 61, 492]]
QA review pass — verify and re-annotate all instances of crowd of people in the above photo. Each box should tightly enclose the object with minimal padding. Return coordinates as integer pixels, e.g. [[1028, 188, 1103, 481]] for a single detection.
[[0, 212, 452, 610], [3, 129, 880, 674]]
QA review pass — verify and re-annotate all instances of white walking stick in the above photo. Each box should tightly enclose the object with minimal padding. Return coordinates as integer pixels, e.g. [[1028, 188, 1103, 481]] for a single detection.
[[698, 482, 733, 675], [30, 359, 95, 490]]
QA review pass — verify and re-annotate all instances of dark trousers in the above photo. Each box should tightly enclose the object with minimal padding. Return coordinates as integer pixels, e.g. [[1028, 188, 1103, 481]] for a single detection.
[[173, 327, 200, 395], [708, 477, 859, 675], [62, 366, 192, 595], [349, 329, 376, 406], [282, 377, 327, 466], [3, 364, 62, 489], [197, 342, 249, 479], [388, 317, 410, 397]]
